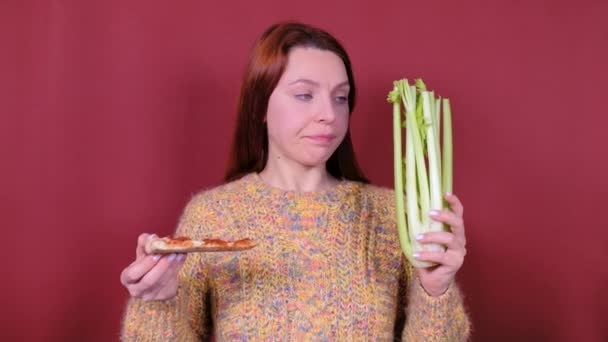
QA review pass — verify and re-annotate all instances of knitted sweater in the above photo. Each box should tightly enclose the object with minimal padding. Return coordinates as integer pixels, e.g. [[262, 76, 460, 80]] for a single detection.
[[121, 173, 470, 341]]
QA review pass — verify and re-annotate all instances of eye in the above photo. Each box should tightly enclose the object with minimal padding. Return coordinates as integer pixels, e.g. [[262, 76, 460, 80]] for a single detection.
[[295, 94, 313, 101], [335, 96, 348, 104]]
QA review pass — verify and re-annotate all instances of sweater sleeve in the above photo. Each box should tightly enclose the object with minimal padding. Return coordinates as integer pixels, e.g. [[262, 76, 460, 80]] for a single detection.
[[120, 194, 213, 341], [400, 262, 471, 341]]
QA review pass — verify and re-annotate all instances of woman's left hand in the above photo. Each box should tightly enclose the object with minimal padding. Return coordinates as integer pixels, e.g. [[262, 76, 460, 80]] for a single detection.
[[414, 192, 467, 297]]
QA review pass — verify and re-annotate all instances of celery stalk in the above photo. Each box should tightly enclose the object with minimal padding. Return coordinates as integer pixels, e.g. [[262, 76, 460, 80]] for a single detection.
[[391, 90, 413, 262], [422, 91, 445, 255], [387, 78, 454, 268], [442, 99, 453, 195]]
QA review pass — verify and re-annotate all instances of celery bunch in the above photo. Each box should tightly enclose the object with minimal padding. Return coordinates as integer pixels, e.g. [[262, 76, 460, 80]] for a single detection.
[[387, 79, 453, 268]]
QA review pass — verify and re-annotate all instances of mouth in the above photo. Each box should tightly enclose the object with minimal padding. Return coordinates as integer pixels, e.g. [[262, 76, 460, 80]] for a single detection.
[[304, 134, 337, 145]]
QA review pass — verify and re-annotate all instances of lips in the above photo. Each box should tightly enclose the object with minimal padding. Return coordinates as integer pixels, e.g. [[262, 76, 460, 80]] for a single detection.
[[305, 134, 336, 145]]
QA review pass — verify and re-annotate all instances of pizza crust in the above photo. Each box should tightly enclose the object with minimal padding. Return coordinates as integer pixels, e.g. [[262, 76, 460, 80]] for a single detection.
[[144, 237, 257, 254]]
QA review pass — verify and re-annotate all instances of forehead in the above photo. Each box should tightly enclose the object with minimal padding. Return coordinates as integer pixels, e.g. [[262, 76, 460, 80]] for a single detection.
[[281, 47, 348, 84]]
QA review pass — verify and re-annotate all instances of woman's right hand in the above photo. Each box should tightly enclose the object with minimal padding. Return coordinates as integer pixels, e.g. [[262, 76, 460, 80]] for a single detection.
[[120, 233, 187, 301]]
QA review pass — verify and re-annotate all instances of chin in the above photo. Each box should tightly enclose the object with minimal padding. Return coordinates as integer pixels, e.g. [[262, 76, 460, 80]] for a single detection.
[[298, 153, 334, 168], [288, 144, 340, 167]]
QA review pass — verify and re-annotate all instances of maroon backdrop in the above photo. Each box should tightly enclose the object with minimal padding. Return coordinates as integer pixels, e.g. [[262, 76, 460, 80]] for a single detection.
[[2, 1, 607, 341]]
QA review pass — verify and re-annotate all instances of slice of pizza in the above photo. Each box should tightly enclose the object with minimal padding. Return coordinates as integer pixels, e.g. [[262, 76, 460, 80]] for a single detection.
[[145, 236, 257, 254]]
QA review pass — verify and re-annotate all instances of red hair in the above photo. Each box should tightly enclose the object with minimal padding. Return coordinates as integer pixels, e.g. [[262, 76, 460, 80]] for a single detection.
[[224, 22, 369, 183]]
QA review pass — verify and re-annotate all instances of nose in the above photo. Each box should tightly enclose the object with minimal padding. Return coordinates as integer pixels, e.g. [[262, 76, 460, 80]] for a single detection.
[[314, 96, 337, 123]]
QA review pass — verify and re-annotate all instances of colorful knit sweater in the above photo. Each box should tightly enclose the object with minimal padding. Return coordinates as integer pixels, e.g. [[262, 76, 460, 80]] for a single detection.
[[121, 173, 470, 341]]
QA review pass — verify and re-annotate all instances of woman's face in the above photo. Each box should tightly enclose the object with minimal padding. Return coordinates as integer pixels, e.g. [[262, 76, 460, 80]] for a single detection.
[[265, 47, 350, 169]]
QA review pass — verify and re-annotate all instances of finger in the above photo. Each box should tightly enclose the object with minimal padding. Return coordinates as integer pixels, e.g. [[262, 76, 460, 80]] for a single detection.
[[121, 254, 162, 285], [156, 254, 187, 287], [136, 233, 157, 260], [141, 254, 185, 300], [131, 254, 179, 290], [126, 255, 175, 298], [414, 250, 463, 267], [444, 192, 464, 217], [416, 231, 460, 250], [429, 210, 465, 238]]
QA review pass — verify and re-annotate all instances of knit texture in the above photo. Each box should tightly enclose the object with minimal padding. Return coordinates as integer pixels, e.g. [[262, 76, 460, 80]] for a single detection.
[[121, 173, 471, 341]]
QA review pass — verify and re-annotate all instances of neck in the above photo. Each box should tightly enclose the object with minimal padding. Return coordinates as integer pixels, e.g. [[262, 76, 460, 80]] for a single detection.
[[259, 159, 339, 193]]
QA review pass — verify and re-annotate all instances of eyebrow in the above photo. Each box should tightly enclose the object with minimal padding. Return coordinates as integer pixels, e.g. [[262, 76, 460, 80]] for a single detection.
[[288, 79, 350, 89]]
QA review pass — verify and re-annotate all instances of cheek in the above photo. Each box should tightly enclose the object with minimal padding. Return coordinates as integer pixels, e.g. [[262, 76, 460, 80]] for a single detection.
[[267, 117, 291, 143], [335, 111, 350, 138], [266, 98, 302, 143]]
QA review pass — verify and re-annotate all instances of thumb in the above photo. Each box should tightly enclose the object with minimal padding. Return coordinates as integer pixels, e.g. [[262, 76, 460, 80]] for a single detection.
[[136, 233, 157, 259]]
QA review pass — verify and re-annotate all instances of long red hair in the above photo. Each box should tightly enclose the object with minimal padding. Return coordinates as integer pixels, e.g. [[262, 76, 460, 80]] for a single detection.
[[224, 22, 369, 183]]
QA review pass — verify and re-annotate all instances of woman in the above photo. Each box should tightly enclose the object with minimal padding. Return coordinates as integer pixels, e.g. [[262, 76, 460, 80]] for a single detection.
[[120, 22, 470, 341]]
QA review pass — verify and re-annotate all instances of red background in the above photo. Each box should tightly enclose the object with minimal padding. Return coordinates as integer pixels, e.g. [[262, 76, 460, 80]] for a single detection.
[[2, 1, 607, 341]]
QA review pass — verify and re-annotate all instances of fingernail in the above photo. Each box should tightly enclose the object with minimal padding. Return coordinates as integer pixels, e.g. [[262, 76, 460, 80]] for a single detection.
[[413, 253, 421, 259], [429, 210, 440, 217], [445, 192, 452, 197], [168, 254, 176, 262], [147, 234, 157, 241], [152, 255, 161, 262], [415, 234, 424, 241], [177, 254, 185, 261]]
